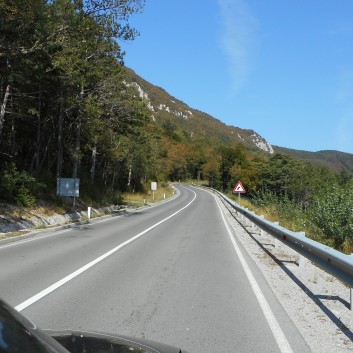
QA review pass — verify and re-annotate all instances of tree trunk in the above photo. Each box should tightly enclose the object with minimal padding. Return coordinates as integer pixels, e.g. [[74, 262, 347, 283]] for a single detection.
[[72, 118, 81, 179], [127, 166, 132, 186], [35, 90, 42, 172], [0, 84, 11, 143], [72, 86, 84, 179], [56, 93, 64, 179], [111, 170, 116, 190], [90, 142, 97, 184]]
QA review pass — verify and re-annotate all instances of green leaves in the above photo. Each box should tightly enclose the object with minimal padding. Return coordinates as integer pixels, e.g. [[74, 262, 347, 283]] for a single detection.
[[0, 164, 45, 206], [0, 0, 148, 202], [309, 182, 353, 246]]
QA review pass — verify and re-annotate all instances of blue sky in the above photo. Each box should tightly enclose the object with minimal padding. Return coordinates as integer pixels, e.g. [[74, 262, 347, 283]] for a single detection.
[[122, 0, 353, 154]]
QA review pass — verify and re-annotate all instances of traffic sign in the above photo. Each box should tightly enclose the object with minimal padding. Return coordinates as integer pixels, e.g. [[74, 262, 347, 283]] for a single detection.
[[233, 181, 246, 193]]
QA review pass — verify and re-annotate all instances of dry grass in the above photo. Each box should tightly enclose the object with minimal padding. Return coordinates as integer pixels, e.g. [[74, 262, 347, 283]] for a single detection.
[[239, 198, 279, 223], [122, 185, 175, 207], [0, 230, 29, 240]]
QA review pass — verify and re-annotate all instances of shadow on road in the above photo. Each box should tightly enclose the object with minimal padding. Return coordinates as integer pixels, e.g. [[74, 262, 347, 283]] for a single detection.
[[224, 203, 353, 343]]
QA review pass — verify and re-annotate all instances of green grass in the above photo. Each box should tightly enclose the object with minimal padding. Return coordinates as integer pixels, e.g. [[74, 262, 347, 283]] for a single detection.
[[227, 193, 353, 254]]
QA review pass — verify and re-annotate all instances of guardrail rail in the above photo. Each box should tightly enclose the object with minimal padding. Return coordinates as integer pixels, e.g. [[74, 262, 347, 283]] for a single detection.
[[212, 188, 353, 310]]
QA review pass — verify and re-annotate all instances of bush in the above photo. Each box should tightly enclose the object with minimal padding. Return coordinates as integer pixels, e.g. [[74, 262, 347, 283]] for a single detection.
[[309, 185, 353, 247], [15, 186, 37, 207], [0, 163, 46, 207], [250, 190, 309, 231]]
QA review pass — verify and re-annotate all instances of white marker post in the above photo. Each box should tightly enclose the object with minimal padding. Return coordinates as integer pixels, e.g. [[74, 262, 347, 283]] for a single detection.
[[151, 182, 157, 201]]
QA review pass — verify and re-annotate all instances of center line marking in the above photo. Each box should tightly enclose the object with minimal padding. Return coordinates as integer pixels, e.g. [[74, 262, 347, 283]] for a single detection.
[[15, 188, 196, 312]]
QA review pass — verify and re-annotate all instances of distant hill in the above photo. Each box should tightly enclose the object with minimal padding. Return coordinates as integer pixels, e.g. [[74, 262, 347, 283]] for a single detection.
[[273, 146, 353, 174], [126, 67, 353, 174]]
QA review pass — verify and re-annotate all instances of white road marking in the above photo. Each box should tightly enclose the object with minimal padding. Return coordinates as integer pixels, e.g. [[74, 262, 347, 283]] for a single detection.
[[15, 188, 196, 312], [215, 197, 294, 353], [0, 188, 181, 250], [0, 229, 71, 250]]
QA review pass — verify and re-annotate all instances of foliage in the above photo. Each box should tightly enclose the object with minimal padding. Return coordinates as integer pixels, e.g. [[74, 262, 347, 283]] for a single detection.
[[251, 191, 310, 231], [1, 0, 353, 255], [309, 181, 353, 247], [0, 0, 150, 205], [0, 164, 45, 206], [15, 186, 37, 207], [222, 152, 353, 252]]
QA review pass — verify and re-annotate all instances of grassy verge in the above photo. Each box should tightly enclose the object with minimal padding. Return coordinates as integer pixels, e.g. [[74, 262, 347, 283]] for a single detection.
[[122, 184, 175, 208], [228, 193, 353, 254]]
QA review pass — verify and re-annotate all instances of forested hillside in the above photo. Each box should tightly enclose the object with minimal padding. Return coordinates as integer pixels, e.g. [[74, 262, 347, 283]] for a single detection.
[[1, 1, 353, 252], [0, 0, 276, 206], [274, 146, 353, 173], [0, 0, 151, 205]]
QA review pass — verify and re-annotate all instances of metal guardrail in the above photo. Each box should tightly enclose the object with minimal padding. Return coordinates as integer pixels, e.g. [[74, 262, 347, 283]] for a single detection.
[[213, 189, 353, 309]]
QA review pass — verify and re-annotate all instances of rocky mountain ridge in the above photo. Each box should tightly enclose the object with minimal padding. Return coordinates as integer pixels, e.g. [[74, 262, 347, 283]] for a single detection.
[[126, 67, 353, 173], [126, 68, 274, 155]]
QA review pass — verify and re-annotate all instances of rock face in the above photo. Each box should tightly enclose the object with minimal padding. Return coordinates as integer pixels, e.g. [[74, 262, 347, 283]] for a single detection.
[[250, 133, 274, 154], [125, 67, 275, 155]]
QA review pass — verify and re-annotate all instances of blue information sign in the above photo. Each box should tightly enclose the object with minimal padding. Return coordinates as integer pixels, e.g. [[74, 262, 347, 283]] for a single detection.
[[56, 178, 80, 197]]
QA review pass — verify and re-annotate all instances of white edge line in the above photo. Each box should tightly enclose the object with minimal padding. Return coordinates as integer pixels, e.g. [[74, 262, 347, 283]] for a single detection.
[[15, 188, 195, 312], [214, 197, 294, 353], [0, 229, 71, 250], [1, 188, 182, 250]]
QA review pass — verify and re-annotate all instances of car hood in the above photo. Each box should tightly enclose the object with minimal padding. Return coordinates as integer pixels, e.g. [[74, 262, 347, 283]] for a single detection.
[[44, 329, 188, 353]]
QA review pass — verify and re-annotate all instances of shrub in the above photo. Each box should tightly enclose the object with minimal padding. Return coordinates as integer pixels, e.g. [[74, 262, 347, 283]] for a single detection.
[[0, 164, 46, 207], [309, 185, 353, 247], [15, 186, 37, 207]]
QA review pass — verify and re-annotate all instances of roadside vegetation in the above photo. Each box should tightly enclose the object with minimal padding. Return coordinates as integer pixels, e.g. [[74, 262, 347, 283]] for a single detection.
[[122, 183, 175, 207], [210, 151, 353, 254], [1, 1, 353, 252]]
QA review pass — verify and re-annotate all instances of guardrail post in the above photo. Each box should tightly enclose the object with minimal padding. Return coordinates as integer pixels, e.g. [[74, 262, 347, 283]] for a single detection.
[[274, 222, 280, 249], [298, 232, 306, 268], [244, 210, 248, 226], [259, 216, 265, 236], [250, 212, 256, 232]]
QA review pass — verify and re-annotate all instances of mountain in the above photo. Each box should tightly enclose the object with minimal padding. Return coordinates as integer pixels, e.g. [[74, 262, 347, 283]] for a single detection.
[[125, 68, 274, 154], [125, 68, 353, 174], [273, 146, 353, 174]]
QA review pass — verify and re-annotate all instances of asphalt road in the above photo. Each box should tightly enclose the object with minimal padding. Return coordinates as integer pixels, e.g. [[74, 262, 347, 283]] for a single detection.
[[0, 185, 311, 353]]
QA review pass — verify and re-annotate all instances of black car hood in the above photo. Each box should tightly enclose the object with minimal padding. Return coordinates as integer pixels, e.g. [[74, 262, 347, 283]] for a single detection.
[[0, 298, 187, 353], [44, 329, 187, 353]]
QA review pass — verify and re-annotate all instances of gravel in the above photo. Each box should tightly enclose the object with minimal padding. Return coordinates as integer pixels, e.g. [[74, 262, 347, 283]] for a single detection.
[[218, 195, 353, 353]]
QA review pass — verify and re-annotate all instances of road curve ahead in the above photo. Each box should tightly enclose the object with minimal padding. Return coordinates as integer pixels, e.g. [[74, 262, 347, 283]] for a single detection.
[[0, 185, 311, 353]]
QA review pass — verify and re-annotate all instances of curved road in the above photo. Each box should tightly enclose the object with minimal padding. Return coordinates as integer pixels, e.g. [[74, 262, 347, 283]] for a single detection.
[[0, 185, 311, 353]]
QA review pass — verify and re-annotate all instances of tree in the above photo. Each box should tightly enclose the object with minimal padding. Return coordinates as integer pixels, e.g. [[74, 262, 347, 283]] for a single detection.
[[0, 0, 148, 204], [203, 156, 221, 188], [218, 144, 248, 190], [0, 0, 49, 145]]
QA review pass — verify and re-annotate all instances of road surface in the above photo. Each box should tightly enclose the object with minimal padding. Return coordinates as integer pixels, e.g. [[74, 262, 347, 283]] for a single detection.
[[0, 185, 311, 353]]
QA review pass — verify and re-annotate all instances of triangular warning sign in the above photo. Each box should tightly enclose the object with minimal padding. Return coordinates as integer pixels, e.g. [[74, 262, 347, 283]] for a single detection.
[[233, 181, 246, 193]]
